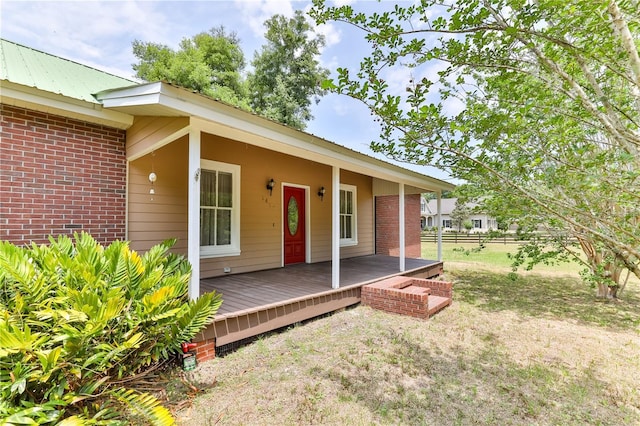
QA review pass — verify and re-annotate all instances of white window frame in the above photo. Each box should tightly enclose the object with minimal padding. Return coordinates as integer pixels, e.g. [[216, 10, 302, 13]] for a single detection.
[[473, 219, 482, 229], [339, 184, 358, 247], [199, 159, 241, 258], [443, 219, 452, 228]]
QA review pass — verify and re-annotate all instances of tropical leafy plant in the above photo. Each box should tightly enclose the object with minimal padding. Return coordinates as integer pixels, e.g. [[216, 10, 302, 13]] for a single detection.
[[0, 233, 222, 425]]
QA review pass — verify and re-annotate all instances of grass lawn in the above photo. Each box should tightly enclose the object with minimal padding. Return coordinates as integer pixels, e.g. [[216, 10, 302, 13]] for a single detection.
[[422, 241, 585, 275], [170, 244, 640, 425]]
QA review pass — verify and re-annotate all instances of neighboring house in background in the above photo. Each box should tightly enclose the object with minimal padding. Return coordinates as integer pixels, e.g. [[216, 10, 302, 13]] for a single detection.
[[421, 197, 498, 232], [1, 39, 454, 357]]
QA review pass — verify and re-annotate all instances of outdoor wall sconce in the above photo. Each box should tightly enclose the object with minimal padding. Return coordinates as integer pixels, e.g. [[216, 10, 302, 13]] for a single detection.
[[318, 186, 325, 201], [266, 178, 275, 196]]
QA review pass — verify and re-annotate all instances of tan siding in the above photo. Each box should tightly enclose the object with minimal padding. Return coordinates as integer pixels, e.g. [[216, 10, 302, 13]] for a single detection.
[[312, 181, 333, 263], [373, 179, 427, 196], [126, 131, 379, 279], [128, 136, 188, 253], [340, 170, 374, 258], [406, 185, 424, 195], [128, 231, 187, 252], [200, 134, 333, 277], [126, 116, 189, 160], [373, 178, 396, 196]]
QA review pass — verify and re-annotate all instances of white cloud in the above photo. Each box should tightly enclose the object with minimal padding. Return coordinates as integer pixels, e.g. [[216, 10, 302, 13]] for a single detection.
[[444, 96, 465, 115], [382, 65, 414, 96], [320, 54, 340, 72], [417, 60, 449, 83], [0, 1, 176, 78], [331, 0, 355, 6], [233, 0, 295, 40], [312, 22, 341, 47]]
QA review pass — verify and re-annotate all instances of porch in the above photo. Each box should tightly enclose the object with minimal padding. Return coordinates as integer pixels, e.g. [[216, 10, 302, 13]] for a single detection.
[[194, 255, 444, 352]]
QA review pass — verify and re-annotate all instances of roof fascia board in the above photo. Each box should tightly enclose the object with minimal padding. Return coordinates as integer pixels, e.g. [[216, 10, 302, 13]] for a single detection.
[[1, 81, 133, 129], [96, 81, 163, 97], [96, 82, 165, 106], [190, 115, 454, 192], [191, 116, 452, 192]]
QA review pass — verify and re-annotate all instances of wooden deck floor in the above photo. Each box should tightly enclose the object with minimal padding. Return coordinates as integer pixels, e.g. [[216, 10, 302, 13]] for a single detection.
[[195, 255, 443, 349], [200, 255, 441, 316]]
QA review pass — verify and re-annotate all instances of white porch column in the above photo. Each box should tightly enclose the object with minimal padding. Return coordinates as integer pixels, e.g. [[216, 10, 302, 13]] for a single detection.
[[437, 191, 443, 262], [331, 166, 340, 289], [187, 129, 201, 301], [399, 182, 406, 272]]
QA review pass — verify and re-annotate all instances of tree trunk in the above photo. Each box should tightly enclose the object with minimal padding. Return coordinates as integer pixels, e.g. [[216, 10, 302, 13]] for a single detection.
[[596, 282, 609, 299]]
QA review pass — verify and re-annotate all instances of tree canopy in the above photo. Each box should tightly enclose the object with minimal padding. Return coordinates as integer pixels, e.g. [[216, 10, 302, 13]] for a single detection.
[[310, 0, 640, 297], [132, 26, 250, 109], [248, 10, 330, 130], [131, 13, 329, 131]]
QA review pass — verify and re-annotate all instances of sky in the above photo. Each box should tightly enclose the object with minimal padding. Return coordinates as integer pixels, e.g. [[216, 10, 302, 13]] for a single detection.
[[1, 0, 454, 183]]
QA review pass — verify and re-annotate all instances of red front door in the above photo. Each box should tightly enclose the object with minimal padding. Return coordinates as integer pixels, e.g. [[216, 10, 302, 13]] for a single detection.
[[284, 186, 306, 265]]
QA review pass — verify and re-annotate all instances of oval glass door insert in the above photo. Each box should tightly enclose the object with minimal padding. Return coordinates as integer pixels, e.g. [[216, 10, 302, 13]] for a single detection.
[[287, 196, 299, 236]]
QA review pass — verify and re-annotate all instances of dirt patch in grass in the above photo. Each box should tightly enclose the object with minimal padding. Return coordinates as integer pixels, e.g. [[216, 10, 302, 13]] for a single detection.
[[173, 268, 640, 425]]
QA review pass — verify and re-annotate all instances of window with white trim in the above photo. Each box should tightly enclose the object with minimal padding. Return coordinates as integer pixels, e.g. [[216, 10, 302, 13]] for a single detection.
[[443, 219, 452, 228], [200, 160, 240, 258], [473, 219, 482, 229], [339, 184, 357, 246]]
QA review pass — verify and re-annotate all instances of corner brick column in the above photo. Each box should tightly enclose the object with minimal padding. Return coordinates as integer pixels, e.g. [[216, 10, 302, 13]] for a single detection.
[[375, 194, 421, 258]]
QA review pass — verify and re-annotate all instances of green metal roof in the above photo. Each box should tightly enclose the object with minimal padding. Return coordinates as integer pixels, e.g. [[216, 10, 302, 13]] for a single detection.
[[0, 39, 137, 103]]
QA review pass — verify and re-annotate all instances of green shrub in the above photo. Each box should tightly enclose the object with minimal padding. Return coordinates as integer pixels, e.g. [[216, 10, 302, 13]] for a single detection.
[[0, 233, 222, 425]]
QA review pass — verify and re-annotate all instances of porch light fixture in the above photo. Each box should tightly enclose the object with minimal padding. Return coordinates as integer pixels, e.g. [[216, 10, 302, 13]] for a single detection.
[[149, 151, 157, 200], [266, 178, 275, 196], [148, 172, 157, 199], [317, 186, 325, 201]]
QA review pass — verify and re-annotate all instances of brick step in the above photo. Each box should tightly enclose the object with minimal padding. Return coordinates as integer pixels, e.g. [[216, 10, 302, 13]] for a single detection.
[[428, 295, 451, 317], [362, 276, 453, 319]]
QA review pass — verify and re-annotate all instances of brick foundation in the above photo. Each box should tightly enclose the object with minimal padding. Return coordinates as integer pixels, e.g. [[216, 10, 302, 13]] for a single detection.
[[0, 104, 127, 245], [375, 194, 421, 258], [362, 275, 452, 319], [192, 338, 216, 362]]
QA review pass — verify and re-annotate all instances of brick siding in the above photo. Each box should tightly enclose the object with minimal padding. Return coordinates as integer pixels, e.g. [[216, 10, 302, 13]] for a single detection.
[[0, 104, 127, 245], [375, 194, 421, 258]]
